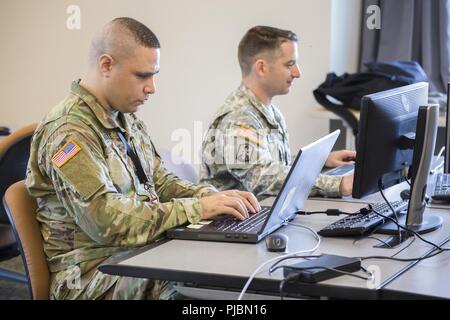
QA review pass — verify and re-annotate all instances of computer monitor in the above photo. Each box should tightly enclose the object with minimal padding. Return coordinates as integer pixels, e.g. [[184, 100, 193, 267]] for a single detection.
[[377, 104, 443, 235], [352, 82, 429, 198]]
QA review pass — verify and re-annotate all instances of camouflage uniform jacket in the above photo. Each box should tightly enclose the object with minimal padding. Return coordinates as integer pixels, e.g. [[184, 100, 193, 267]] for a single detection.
[[200, 83, 342, 198], [26, 80, 216, 299]]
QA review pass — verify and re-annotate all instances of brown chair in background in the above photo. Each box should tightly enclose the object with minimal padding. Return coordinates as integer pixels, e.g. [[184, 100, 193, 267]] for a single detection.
[[0, 123, 37, 283], [3, 180, 49, 300]]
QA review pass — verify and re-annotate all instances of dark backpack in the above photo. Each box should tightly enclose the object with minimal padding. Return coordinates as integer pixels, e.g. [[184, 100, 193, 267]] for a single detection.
[[313, 61, 429, 138]]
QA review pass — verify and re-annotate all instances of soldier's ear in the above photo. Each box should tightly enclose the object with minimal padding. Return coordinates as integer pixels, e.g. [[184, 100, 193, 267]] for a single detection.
[[253, 59, 267, 78], [98, 54, 114, 77]]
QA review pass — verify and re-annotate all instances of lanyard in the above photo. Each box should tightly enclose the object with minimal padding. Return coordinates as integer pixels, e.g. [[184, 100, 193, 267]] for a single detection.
[[116, 131, 151, 190]]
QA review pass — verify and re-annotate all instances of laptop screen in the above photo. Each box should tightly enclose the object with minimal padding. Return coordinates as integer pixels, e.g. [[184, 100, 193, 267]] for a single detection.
[[258, 130, 340, 236]]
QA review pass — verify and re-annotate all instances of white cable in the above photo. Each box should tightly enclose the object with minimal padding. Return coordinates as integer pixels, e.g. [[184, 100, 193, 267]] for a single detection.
[[430, 147, 446, 175], [437, 146, 446, 160], [237, 222, 321, 300], [430, 160, 444, 175]]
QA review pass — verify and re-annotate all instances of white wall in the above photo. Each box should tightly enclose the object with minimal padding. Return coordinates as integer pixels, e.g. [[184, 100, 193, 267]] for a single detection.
[[0, 0, 336, 165], [330, 0, 362, 74]]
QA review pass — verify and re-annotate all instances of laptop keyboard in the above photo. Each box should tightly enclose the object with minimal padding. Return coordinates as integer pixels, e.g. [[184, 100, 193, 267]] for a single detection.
[[212, 207, 270, 233]]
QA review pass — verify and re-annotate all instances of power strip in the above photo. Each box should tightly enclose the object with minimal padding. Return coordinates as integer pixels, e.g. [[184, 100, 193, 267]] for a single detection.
[[283, 254, 361, 283]]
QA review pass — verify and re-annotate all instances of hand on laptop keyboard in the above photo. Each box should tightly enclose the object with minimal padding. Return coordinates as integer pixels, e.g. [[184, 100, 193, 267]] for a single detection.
[[200, 190, 261, 221], [218, 190, 261, 213], [325, 150, 356, 167]]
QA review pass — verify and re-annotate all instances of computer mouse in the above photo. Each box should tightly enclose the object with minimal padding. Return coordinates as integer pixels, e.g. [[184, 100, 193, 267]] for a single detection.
[[265, 233, 288, 252], [400, 188, 429, 202], [400, 189, 410, 200]]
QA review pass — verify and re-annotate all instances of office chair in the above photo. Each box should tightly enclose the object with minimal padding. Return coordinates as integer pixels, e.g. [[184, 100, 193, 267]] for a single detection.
[[0, 126, 10, 136], [3, 180, 49, 300], [0, 123, 37, 283], [158, 148, 199, 183]]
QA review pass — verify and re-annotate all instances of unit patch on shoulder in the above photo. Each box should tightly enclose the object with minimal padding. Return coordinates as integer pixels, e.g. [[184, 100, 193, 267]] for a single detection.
[[51, 140, 81, 168], [237, 125, 262, 145]]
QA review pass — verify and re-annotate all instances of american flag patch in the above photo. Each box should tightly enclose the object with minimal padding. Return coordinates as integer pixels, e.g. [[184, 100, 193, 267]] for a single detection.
[[51, 141, 81, 168]]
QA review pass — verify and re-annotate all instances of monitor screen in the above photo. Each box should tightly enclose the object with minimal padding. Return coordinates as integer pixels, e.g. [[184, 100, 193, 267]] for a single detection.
[[352, 82, 429, 198]]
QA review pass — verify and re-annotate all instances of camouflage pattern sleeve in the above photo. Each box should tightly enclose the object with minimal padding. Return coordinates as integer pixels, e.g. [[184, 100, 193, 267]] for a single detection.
[[135, 117, 217, 202], [152, 154, 218, 202], [211, 116, 343, 198], [40, 125, 204, 247], [310, 174, 342, 197], [218, 120, 291, 197]]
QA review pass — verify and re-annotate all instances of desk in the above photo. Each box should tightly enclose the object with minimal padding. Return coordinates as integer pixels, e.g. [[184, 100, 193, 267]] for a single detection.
[[99, 196, 450, 299]]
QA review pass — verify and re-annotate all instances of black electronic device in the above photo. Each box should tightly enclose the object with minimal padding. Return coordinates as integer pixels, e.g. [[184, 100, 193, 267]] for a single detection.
[[318, 200, 408, 237], [352, 82, 429, 198], [321, 105, 442, 245], [400, 189, 410, 201], [377, 105, 443, 235], [282, 254, 361, 283], [167, 131, 339, 243], [265, 233, 288, 252]]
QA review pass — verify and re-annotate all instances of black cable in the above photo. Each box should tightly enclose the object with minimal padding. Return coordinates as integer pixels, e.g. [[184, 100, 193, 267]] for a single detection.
[[279, 273, 299, 300], [273, 265, 371, 281], [373, 175, 450, 253], [295, 211, 328, 215], [390, 236, 416, 258], [269, 255, 323, 273], [353, 235, 393, 248], [296, 209, 357, 216], [350, 223, 392, 247], [357, 247, 447, 262], [370, 208, 450, 252], [377, 178, 401, 225]]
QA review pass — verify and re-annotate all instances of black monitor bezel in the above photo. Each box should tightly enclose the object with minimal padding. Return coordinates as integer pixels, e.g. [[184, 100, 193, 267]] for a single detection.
[[352, 82, 429, 199]]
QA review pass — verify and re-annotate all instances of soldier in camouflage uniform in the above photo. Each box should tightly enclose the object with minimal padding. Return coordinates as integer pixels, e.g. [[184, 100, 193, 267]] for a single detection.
[[26, 18, 260, 300], [200, 26, 355, 198]]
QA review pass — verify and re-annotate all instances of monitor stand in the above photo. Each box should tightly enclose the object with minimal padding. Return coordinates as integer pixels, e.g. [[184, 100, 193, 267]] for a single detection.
[[373, 214, 443, 248]]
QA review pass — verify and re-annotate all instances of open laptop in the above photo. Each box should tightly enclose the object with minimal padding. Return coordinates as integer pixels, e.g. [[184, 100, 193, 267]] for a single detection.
[[166, 130, 340, 243]]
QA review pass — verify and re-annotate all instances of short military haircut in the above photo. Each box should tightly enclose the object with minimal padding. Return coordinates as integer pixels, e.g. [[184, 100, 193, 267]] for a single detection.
[[111, 17, 160, 49], [238, 26, 298, 76], [89, 17, 160, 65]]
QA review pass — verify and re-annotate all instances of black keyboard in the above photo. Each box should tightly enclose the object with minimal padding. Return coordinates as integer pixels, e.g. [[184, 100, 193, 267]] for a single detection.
[[318, 200, 409, 237], [212, 207, 270, 233], [432, 173, 450, 201]]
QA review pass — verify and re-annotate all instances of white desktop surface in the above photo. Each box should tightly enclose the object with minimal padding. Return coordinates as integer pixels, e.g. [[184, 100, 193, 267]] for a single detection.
[[100, 198, 450, 299]]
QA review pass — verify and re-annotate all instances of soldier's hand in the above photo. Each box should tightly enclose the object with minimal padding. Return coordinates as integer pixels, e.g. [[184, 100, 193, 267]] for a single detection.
[[217, 190, 261, 214], [200, 194, 250, 220], [325, 150, 356, 168], [339, 174, 354, 196]]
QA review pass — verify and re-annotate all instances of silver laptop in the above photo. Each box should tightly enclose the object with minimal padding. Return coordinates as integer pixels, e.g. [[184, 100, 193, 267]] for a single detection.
[[166, 130, 340, 243]]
